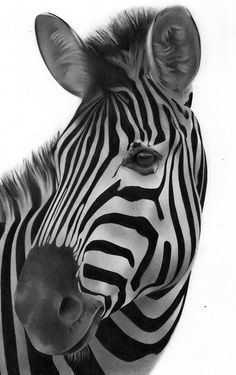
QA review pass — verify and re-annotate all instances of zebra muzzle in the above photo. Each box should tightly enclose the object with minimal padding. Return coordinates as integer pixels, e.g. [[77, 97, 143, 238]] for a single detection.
[[14, 245, 104, 355]]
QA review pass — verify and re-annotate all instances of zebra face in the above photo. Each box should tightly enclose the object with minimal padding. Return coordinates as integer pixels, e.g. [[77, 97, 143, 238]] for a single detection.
[[14, 7, 205, 356]]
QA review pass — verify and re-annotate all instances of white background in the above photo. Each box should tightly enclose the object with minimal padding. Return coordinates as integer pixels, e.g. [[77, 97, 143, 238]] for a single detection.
[[0, 0, 235, 374]]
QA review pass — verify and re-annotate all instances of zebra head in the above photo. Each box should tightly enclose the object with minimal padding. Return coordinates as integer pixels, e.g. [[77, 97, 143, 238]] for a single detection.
[[14, 6, 205, 356]]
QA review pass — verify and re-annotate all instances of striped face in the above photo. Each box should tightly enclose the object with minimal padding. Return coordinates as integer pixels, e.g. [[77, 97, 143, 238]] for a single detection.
[[14, 7, 206, 357], [33, 73, 204, 316]]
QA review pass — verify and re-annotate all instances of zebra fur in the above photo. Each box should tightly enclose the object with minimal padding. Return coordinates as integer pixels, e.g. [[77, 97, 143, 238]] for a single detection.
[[0, 6, 207, 375]]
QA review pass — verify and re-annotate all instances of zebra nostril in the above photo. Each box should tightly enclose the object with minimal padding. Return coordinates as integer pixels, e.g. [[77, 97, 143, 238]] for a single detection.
[[59, 297, 83, 324]]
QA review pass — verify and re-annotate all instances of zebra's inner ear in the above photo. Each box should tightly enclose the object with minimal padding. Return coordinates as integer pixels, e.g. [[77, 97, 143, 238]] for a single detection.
[[145, 6, 201, 95], [35, 13, 90, 97]]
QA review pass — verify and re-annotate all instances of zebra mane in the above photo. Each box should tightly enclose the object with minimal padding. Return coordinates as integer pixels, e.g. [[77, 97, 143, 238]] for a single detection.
[[86, 8, 156, 53], [0, 135, 59, 223], [82, 8, 156, 84]]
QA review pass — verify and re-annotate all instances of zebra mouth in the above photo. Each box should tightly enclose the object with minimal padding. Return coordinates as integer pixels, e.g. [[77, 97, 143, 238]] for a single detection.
[[60, 307, 103, 355]]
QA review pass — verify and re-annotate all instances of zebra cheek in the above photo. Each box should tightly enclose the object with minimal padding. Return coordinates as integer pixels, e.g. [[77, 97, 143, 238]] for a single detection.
[[116, 167, 160, 191]]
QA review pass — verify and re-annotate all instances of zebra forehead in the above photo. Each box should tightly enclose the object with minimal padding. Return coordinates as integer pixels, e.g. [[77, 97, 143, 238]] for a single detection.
[[81, 8, 156, 83]]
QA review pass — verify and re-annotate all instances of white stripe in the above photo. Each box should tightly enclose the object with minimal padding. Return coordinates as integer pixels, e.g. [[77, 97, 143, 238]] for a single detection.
[[53, 355, 75, 375]]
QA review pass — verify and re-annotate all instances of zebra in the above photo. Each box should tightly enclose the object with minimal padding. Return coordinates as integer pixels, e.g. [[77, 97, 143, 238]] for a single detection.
[[0, 5, 207, 375]]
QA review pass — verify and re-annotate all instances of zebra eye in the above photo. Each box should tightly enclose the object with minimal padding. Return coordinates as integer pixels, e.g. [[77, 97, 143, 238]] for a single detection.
[[135, 151, 156, 167], [122, 142, 162, 175]]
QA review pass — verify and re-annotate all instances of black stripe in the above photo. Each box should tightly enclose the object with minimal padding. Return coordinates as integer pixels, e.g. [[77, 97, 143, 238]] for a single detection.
[[168, 141, 186, 279], [115, 95, 136, 146], [185, 138, 201, 235], [0, 222, 5, 238], [131, 85, 150, 141], [78, 278, 112, 312], [200, 153, 207, 209], [154, 241, 172, 286], [147, 285, 174, 299], [15, 212, 29, 278], [116, 186, 164, 221], [141, 77, 166, 143], [83, 264, 127, 312], [196, 150, 204, 199], [194, 118, 208, 209], [185, 92, 193, 108], [83, 264, 127, 292], [162, 105, 178, 148], [85, 240, 135, 267], [190, 115, 199, 174], [1, 219, 20, 375]]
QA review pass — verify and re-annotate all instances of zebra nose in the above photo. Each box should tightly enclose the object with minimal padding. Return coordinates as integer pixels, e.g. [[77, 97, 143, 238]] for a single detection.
[[14, 245, 86, 353], [15, 287, 83, 327], [59, 296, 83, 324]]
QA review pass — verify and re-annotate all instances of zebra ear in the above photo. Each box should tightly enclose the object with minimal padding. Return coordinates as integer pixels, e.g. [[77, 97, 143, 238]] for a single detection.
[[145, 6, 201, 95], [35, 14, 90, 97]]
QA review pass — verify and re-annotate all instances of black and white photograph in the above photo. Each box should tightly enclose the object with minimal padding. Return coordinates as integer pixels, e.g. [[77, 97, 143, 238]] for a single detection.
[[0, 1, 235, 374]]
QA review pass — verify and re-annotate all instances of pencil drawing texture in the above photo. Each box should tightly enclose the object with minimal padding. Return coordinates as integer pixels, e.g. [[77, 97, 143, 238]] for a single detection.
[[0, 6, 207, 374]]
